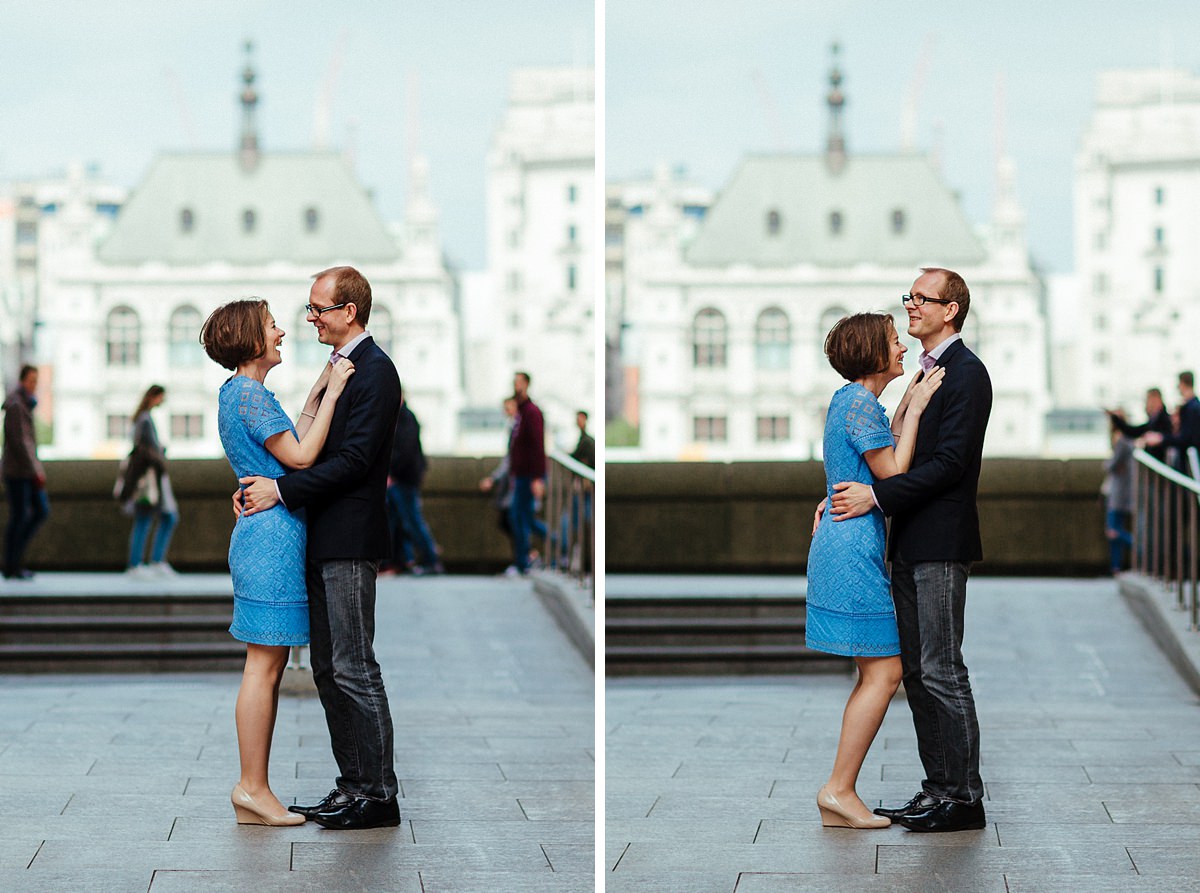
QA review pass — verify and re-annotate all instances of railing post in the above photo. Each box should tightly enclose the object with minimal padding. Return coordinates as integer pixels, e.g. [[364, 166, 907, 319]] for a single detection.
[[1191, 491, 1198, 631]]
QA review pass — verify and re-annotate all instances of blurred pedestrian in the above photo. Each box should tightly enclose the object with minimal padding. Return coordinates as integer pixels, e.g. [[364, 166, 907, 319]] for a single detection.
[[1102, 413, 1134, 575], [556, 410, 595, 569], [1141, 371, 1200, 476], [386, 392, 443, 575], [2, 364, 48, 580], [118, 385, 179, 577], [480, 396, 518, 549], [1107, 388, 1171, 464], [507, 372, 547, 576]]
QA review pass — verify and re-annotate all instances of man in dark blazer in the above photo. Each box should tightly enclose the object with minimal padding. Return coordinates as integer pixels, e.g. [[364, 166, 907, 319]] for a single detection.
[[239, 266, 402, 830], [830, 267, 992, 833]]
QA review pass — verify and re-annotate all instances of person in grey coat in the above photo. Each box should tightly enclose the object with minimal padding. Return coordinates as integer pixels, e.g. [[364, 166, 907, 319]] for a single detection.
[[1103, 413, 1135, 575], [2, 364, 48, 580], [118, 385, 179, 577]]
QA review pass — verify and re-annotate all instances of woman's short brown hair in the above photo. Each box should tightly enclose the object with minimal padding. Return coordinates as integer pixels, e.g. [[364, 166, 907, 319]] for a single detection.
[[200, 299, 270, 370], [824, 312, 895, 382]]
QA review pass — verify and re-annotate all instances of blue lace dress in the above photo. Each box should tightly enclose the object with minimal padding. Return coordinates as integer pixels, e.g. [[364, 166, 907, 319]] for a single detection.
[[218, 376, 309, 646], [805, 383, 900, 657]]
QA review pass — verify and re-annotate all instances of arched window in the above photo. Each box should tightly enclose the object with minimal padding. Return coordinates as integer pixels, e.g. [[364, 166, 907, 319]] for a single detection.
[[891, 209, 906, 235], [169, 305, 203, 367], [242, 208, 257, 233], [766, 209, 782, 236], [180, 208, 195, 234], [370, 305, 393, 356], [106, 306, 140, 367], [304, 207, 319, 233], [755, 307, 791, 370], [693, 308, 727, 368], [819, 306, 851, 343], [829, 210, 844, 236]]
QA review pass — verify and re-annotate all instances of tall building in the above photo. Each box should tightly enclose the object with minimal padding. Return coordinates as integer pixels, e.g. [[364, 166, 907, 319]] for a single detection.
[[36, 49, 463, 459], [1069, 67, 1200, 418], [478, 67, 594, 449], [615, 53, 1049, 460]]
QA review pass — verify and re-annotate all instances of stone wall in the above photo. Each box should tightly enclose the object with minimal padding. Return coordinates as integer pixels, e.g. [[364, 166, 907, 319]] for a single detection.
[[607, 459, 1109, 575], [15, 458, 513, 572]]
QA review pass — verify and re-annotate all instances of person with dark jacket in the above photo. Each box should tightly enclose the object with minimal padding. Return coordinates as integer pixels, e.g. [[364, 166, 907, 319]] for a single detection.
[[238, 266, 402, 830], [119, 385, 179, 577], [507, 372, 547, 576], [386, 394, 442, 574], [2, 365, 47, 580], [1142, 372, 1200, 477], [1108, 388, 1172, 465]]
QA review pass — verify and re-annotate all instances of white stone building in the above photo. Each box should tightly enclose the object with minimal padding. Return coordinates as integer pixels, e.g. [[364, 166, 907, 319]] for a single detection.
[[1068, 67, 1200, 422], [36, 55, 462, 459], [616, 63, 1049, 460], [475, 67, 595, 450]]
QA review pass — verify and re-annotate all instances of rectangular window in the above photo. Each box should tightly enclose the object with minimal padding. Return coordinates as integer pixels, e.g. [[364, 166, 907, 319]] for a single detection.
[[1154, 267, 1164, 293], [1155, 186, 1165, 205], [693, 416, 727, 442], [170, 414, 204, 440], [107, 415, 130, 439], [567, 184, 578, 204], [756, 416, 791, 442], [567, 264, 577, 291], [567, 224, 577, 244], [1155, 227, 1164, 246]]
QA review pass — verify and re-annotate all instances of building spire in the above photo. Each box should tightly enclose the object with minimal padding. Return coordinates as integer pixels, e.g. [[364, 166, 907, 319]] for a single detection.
[[239, 40, 260, 172], [825, 42, 847, 174]]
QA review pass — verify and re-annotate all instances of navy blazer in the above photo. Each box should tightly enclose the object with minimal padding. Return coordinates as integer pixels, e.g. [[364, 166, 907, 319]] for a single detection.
[[276, 336, 401, 562], [873, 338, 992, 563]]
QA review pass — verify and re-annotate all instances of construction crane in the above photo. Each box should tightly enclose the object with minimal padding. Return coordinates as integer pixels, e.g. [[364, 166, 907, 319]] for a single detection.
[[313, 30, 349, 150], [900, 32, 936, 152]]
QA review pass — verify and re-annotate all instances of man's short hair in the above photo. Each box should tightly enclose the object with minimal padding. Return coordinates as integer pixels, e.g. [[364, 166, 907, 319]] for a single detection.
[[921, 267, 971, 332], [515, 371, 531, 386], [18, 364, 37, 382], [576, 410, 588, 420], [313, 266, 372, 327], [1180, 371, 1195, 390], [200, 299, 270, 371], [824, 312, 894, 382]]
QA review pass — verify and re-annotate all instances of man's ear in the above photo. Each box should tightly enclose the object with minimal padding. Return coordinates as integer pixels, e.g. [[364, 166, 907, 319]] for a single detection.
[[345, 302, 359, 324]]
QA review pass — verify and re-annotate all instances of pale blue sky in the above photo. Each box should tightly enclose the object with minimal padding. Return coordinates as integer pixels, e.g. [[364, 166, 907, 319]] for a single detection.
[[0, 0, 593, 270], [607, 0, 1200, 273]]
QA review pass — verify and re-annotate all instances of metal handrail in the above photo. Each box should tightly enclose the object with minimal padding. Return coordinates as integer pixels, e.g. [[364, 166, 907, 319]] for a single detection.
[[546, 449, 595, 600], [1132, 447, 1200, 630]]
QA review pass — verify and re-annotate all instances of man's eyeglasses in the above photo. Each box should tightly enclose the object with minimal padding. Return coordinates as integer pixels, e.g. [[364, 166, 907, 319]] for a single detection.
[[901, 294, 954, 307], [305, 302, 348, 316]]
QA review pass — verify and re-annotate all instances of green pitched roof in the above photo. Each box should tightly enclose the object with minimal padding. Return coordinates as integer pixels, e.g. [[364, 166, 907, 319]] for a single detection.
[[684, 153, 986, 268], [98, 152, 399, 265]]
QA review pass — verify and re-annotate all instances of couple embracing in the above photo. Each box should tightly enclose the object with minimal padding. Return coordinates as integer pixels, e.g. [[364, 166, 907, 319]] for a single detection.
[[807, 267, 992, 833], [200, 266, 401, 830]]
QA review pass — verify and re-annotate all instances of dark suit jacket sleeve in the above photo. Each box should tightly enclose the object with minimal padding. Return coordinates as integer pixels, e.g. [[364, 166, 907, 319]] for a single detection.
[[873, 361, 991, 517], [1158, 401, 1200, 450], [276, 361, 399, 509], [1109, 414, 1149, 440]]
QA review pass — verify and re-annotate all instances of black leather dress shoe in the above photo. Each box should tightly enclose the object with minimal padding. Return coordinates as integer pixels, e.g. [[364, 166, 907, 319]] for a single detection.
[[873, 791, 937, 820], [311, 795, 401, 830], [896, 798, 986, 832], [289, 788, 352, 818]]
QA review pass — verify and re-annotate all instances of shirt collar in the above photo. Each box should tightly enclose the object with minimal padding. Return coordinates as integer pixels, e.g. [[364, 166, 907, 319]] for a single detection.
[[331, 330, 371, 362], [921, 332, 962, 365]]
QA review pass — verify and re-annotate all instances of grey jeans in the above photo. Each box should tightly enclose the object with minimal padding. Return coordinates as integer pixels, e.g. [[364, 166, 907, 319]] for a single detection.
[[306, 558, 398, 801], [891, 560, 983, 803]]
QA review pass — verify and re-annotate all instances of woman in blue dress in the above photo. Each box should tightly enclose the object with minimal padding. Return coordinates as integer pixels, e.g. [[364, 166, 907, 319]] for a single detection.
[[807, 312, 944, 829], [201, 299, 355, 826]]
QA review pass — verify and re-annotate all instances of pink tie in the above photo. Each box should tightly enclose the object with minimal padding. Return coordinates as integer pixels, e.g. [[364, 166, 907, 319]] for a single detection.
[[330, 352, 342, 365], [919, 352, 935, 373]]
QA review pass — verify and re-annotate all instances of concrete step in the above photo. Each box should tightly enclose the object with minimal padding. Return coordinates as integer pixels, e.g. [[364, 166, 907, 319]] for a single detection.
[[605, 595, 803, 619], [606, 643, 847, 676], [0, 641, 246, 673], [606, 615, 806, 648], [0, 613, 233, 645], [0, 594, 233, 617]]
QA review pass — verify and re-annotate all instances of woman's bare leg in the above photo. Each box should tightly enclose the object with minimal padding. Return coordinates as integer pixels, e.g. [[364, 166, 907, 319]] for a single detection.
[[235, 643, 291, 810], [825, 655, 903, 817]]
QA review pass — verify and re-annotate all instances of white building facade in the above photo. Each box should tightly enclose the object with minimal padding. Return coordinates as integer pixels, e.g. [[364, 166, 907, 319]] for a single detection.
[[1070, 68, 1200, 417], [478, 67, 595, 450], [616, 70, 1049, 460], [36, 59, 462, 459]]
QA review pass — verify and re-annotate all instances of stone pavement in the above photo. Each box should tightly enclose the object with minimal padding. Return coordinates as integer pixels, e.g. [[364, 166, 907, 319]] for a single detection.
[[0, 574, 594, 893], [606, 577, 1200, 893]]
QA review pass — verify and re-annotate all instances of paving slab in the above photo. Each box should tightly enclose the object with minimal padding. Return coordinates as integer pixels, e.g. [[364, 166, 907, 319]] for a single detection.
[[607, 577, 1200, 892], [0, 574, 592, 892]]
